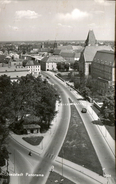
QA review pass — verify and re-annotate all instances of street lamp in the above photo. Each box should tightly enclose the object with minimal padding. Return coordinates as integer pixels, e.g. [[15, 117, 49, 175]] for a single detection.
[[14, 149, 16, 173], [102, 168, 111, 184], [60, 149, 64, 184]]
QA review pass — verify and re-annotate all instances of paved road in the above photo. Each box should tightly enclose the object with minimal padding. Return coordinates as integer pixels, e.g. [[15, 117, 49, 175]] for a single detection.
[[30, 72, 71, 184], [8, 71, 115, 184], [45, 72, 115, 183]]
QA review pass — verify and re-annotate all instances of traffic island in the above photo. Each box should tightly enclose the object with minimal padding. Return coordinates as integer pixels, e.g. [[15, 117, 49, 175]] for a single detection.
[[59, 100, 103, 176]]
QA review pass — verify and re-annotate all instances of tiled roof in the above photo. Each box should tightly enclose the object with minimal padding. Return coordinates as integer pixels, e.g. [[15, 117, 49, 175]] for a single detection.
[[47, 55, 66, 63], [0, 55, 6, 62], [53, 49, 61, 55], [25, 60, 40, 66], [41, 56, 49, 63], [58, 45, 73, 50], [60, 50, 75, 57], [93, 50, 114, 66], [75, 53, 81, 58], [0, 66, 28, 72], [80, 45, 113, 62], [0, 67, 29, 79], [72, 46, 84, 52], [85, 30, 97, 46], [23, 124, 40, 129]]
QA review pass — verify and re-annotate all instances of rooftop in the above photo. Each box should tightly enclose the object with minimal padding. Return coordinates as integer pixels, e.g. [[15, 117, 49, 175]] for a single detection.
[[23, 124, 40, 130], [60, 50, 75, 57], [80, 45, 113, 62], [85, 30, 97, 46], [93, 50, 114, 66]]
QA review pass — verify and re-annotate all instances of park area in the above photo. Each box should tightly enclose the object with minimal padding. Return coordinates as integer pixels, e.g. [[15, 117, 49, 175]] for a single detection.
[[59, 99, 103, 176]]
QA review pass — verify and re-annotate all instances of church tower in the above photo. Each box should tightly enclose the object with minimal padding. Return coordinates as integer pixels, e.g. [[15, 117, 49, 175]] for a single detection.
[[85, 30, 97, 46]]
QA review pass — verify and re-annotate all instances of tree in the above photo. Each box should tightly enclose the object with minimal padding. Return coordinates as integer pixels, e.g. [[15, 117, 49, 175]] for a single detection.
[[0, 117, 9, 167], [100, 96, 114, 125], [74, 77, 80, 89], [57, 62, 62, 71], [65, 63, 69, 71], [73, 61, 79, 71], [0, 74, 58, 134], [80, 87, 91, 99]]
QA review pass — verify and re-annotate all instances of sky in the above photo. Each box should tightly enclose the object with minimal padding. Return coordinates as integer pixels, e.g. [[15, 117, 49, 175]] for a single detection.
[[0, 0, 115, 41]]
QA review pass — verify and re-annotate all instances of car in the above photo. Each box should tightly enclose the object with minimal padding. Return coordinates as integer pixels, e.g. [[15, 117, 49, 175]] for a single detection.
[[46, 76, 50, 79], [81, 108, 87, 113]]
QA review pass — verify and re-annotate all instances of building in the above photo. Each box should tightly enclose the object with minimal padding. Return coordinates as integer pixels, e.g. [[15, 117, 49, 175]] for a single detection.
[[23, 124, 40, 134], [79, 30, 113, 76], [41, 55, 66, 71], [60, 50, 75, 64], [25, 60, 41, 77], [11, 59, 23, 67], [91, 50, 115, 94], [0, 66, 30, 81], [0, 54, 6, 63], [9, 52, 19, 60], [85, 30, 97, 46], [18, 44, 33, 52]]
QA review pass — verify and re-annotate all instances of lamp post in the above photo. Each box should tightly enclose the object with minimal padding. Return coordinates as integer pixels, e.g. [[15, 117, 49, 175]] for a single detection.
[[60, 149, 64, 184], [102, 168, 111, 184], [14, 149, 15, 173]]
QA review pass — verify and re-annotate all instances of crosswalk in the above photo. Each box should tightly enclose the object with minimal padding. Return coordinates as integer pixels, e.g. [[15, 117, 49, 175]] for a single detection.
[[59, 102, 80, 106]]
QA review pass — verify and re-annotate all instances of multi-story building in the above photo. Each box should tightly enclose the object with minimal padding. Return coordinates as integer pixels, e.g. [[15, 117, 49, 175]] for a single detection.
[[25, 60, 41, 77], [41, 55, 66, 71], [79, 30, 113, 76], [0, 66, 30, 82], [91, 50, 115, 94], [60, 50, 75, 64]]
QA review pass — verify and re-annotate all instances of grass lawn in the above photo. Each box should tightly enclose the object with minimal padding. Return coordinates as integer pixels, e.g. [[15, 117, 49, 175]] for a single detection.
[[59, 99, 103, 176], [57, 72, 70, 81], [22, 136, 43, 146], [46, 171, 75, 184], [92, 105, 115, 140]]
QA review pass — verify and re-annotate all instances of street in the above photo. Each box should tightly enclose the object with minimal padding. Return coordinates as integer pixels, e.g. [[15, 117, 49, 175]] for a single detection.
[[8, 71, 115, 184]]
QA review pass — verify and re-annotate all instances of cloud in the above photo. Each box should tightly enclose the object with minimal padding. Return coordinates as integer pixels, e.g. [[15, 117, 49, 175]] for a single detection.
[[94, 0, 111, 6], [15, 10, 41, 19], [93, 10, 104, 14], [9, 25, 19, 30], [0, 0, 11, 4], [57, 9, 89, 21], [88, 23, 100, 29], [58, 23, 72, 28]]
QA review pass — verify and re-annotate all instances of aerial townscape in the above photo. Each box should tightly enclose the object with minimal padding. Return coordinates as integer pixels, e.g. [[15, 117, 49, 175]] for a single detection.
[[0, 0, 115, 184]]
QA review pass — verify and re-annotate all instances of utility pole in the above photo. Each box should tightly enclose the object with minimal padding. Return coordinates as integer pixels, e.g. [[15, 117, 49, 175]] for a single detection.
[[14, 149, 15, 173]]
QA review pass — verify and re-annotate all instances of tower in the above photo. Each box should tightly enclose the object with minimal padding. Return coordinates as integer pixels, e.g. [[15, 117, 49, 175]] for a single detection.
[[85, 30, 97, 46]]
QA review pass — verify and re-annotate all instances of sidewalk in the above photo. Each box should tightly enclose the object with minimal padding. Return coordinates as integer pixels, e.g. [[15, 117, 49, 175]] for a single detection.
[[8, 100, 62, 182], [8, 85, 114, 184], [9, 100, 61, 155], [79, 100, 115, 156]]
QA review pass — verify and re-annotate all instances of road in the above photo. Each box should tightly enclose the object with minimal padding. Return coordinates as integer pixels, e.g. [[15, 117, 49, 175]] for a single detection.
[[8, 73, 71, 184], [44, 72, 115, 183], [8, 71, 115, 184]]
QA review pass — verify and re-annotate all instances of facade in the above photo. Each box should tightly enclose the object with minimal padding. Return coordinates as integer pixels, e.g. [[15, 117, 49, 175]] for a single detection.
[[11, 59, 23, 67], [85, 30, 97, 46], [0, 66, 30, 81], [91, 50, 115, 94], [23, 124, 40, 134], [18, 44, 33, 52], [9, 52, 19, 59], [60, 50, 75, 63], [25, 60, 41, 77], [79, 30, 113, 76], [41, 55, 66, 71]]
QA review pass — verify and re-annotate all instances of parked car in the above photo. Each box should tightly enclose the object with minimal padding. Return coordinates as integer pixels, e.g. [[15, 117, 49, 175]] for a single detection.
[[81, 108, 87, 113]]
